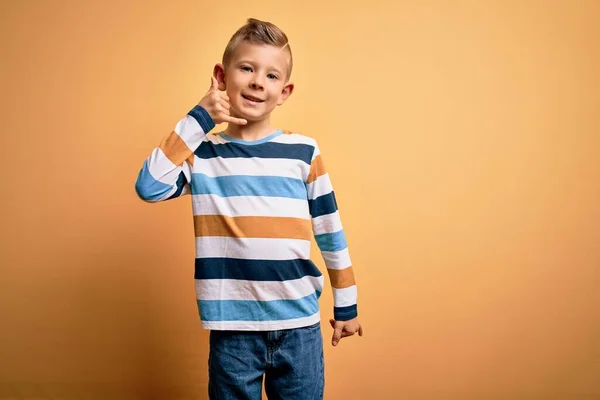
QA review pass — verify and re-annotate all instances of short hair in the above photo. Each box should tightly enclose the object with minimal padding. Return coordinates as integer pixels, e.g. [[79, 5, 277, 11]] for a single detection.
[[222, 18, 293, 81]]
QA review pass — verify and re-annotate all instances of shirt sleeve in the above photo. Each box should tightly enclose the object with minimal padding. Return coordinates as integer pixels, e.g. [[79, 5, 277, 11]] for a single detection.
[[306, 140, 358, 321], [134, 105, 214, 202]]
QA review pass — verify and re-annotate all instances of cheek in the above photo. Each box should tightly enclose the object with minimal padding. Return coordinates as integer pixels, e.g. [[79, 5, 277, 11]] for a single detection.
[[225, 74, 244, 92], [271, 89, 284, 102], [226, 83, 243, 100], [268, 84, 282, 96]]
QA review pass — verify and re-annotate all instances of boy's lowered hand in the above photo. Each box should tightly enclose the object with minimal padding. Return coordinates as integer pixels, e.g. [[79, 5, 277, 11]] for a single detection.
[[329, 317, 363, 347], [198, 77, 247, 125]]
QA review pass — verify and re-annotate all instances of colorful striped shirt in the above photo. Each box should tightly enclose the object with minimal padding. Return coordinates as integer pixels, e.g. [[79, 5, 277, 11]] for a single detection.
[[135, 105, 358, 331]]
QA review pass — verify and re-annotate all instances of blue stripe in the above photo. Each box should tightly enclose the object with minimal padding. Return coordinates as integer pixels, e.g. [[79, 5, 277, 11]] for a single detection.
[[315, 230, 348, 252], [194, 141, 314, 164], [334, 304, 357, 321], [188, 105, 215, 133], [219, 131, 282, 145], [198, 291, 321, 322], [190, 173, 307, 199], [308, 191, 338, 217], [195, 258, 322, 281], [135, 160, 174, 201]]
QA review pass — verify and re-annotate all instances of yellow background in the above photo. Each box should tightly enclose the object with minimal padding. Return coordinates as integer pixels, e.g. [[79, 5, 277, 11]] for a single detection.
[[1, 0, 599, 398]]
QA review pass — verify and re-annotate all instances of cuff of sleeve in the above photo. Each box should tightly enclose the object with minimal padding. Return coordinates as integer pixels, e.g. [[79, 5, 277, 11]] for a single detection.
[[334, 304, 357, 321], [188, 105, 215, 133]]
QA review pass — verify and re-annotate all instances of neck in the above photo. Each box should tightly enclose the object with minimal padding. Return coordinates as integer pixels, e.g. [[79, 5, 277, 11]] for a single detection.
[[224, 117, 276, 141]]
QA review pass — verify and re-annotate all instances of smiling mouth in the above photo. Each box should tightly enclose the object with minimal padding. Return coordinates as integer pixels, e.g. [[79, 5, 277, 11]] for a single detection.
[[242, 94, 265, 102]]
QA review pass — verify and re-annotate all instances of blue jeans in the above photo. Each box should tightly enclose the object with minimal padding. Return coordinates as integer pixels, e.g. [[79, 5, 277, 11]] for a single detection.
[[208, 322, 324, 400]]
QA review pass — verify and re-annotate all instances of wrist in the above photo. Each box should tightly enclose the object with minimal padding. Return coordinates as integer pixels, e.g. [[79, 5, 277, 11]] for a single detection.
[[188, 105, 215, 133], [334, 304, 357, 321]]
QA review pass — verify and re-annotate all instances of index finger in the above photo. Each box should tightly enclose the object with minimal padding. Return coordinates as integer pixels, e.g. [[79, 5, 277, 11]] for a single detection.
[[222, 115, 247, 125]]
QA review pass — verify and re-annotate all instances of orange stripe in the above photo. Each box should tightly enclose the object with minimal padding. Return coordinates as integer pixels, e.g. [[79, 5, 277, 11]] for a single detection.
[[186, 153, 195, 167], [159, 131, 192, 166], [194, 215, 312, 240], [327, 267, 355, 289], [307, 154, 325, 184]]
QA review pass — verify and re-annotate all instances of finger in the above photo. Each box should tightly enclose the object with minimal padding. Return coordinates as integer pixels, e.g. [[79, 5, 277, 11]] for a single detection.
[[358, 324, 363, 336], [216, 103, 230, 115], [332, 327, 343, 346], [220, 92, 230, 102], [340, 331, 354, 338], [221, 115, 247, 125], [211, 76, 219, 90], [329, 319, 336, 329], [219, 98, 231, 110]]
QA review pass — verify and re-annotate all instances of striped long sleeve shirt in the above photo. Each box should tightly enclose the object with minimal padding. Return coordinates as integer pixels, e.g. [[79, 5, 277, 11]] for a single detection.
[[135, 105, 358, 331]]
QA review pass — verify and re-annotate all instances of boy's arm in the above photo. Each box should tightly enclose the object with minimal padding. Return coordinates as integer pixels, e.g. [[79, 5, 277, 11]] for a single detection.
[[135, 105, 214, 202], [135, 77, 246, 202], [307, 141, 361, 327], [307, 141, 363, 346]]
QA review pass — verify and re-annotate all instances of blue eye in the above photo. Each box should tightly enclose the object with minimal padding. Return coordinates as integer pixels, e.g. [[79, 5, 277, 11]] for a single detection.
[[268, 74, 279, 80], [241, 66, 252, 72]]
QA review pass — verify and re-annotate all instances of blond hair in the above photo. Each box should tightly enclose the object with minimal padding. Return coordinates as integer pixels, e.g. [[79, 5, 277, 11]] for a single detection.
[[222, 18, 293, 81]]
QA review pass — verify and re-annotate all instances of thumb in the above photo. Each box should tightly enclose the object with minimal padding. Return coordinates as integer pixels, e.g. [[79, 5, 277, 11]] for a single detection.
[[332, 324, 343, 347], [210, 76, 219, 90]]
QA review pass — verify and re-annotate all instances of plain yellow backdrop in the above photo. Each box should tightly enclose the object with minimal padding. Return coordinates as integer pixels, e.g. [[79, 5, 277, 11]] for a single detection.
[[1, 0, 599, 398]]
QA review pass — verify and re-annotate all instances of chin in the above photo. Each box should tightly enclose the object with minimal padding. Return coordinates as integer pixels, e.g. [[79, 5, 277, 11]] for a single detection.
[[233, 108, 270, 122], [243, 114, 269, 123]]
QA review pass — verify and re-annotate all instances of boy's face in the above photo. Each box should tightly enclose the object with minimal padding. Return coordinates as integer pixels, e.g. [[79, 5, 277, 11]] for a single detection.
[[214, 41, 294, 123]]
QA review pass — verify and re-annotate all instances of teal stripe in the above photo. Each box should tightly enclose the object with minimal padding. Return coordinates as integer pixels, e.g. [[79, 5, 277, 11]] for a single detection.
[[314, 230, 347, 252], [190, 173, 307, 199], [135, 160, 174, 201], [198, 291, 321, 322]]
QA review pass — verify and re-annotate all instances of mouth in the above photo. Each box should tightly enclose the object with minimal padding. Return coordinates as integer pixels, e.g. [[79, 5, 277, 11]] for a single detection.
[[242, 94, 265, 103]]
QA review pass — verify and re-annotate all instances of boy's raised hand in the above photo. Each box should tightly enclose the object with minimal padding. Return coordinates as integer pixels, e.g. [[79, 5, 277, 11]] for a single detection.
[[329, 317, 363, 347], [198, 77, 247, 126]]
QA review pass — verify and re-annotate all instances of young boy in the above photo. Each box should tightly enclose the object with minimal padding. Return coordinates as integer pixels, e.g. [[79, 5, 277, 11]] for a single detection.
[[135, 18, 362, 399]]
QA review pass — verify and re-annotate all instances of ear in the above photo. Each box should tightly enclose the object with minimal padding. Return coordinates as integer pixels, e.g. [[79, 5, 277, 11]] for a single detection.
[[277, 82, 294, 106], [212, 63, 227, 91]]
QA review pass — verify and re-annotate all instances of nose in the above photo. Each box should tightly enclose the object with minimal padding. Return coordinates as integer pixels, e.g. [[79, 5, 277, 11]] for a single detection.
[[250, 76, 264, 90]]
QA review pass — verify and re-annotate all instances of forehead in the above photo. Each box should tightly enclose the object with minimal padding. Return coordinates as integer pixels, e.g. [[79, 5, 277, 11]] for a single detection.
[[230, 41, 290, 71]]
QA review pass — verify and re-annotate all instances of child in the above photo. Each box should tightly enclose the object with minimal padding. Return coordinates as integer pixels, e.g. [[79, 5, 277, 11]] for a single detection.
[[135, 17, 362, 400]]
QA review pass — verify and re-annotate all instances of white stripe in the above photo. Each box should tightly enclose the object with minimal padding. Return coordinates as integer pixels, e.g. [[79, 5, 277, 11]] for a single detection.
[[201, 312, 321, 331], [175, 115, 205, 151], [322, 248, 351, 270], [180, 184, 191, 196], [181, 158, 193, 183], [195, 237, 311, 260], [147, 147, 180, 185], [191, 194, 310, 218], [196, 275, 325, 301], [311, 143, 321, 159], [192, 156, 310, 179], [270, 133, 316, 146], [313, 150, 321, 160], [312, 211, 343, 235], [307, 173, 333, 200], [333, 285, 357, 307], [206, 133, 229, 145]]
